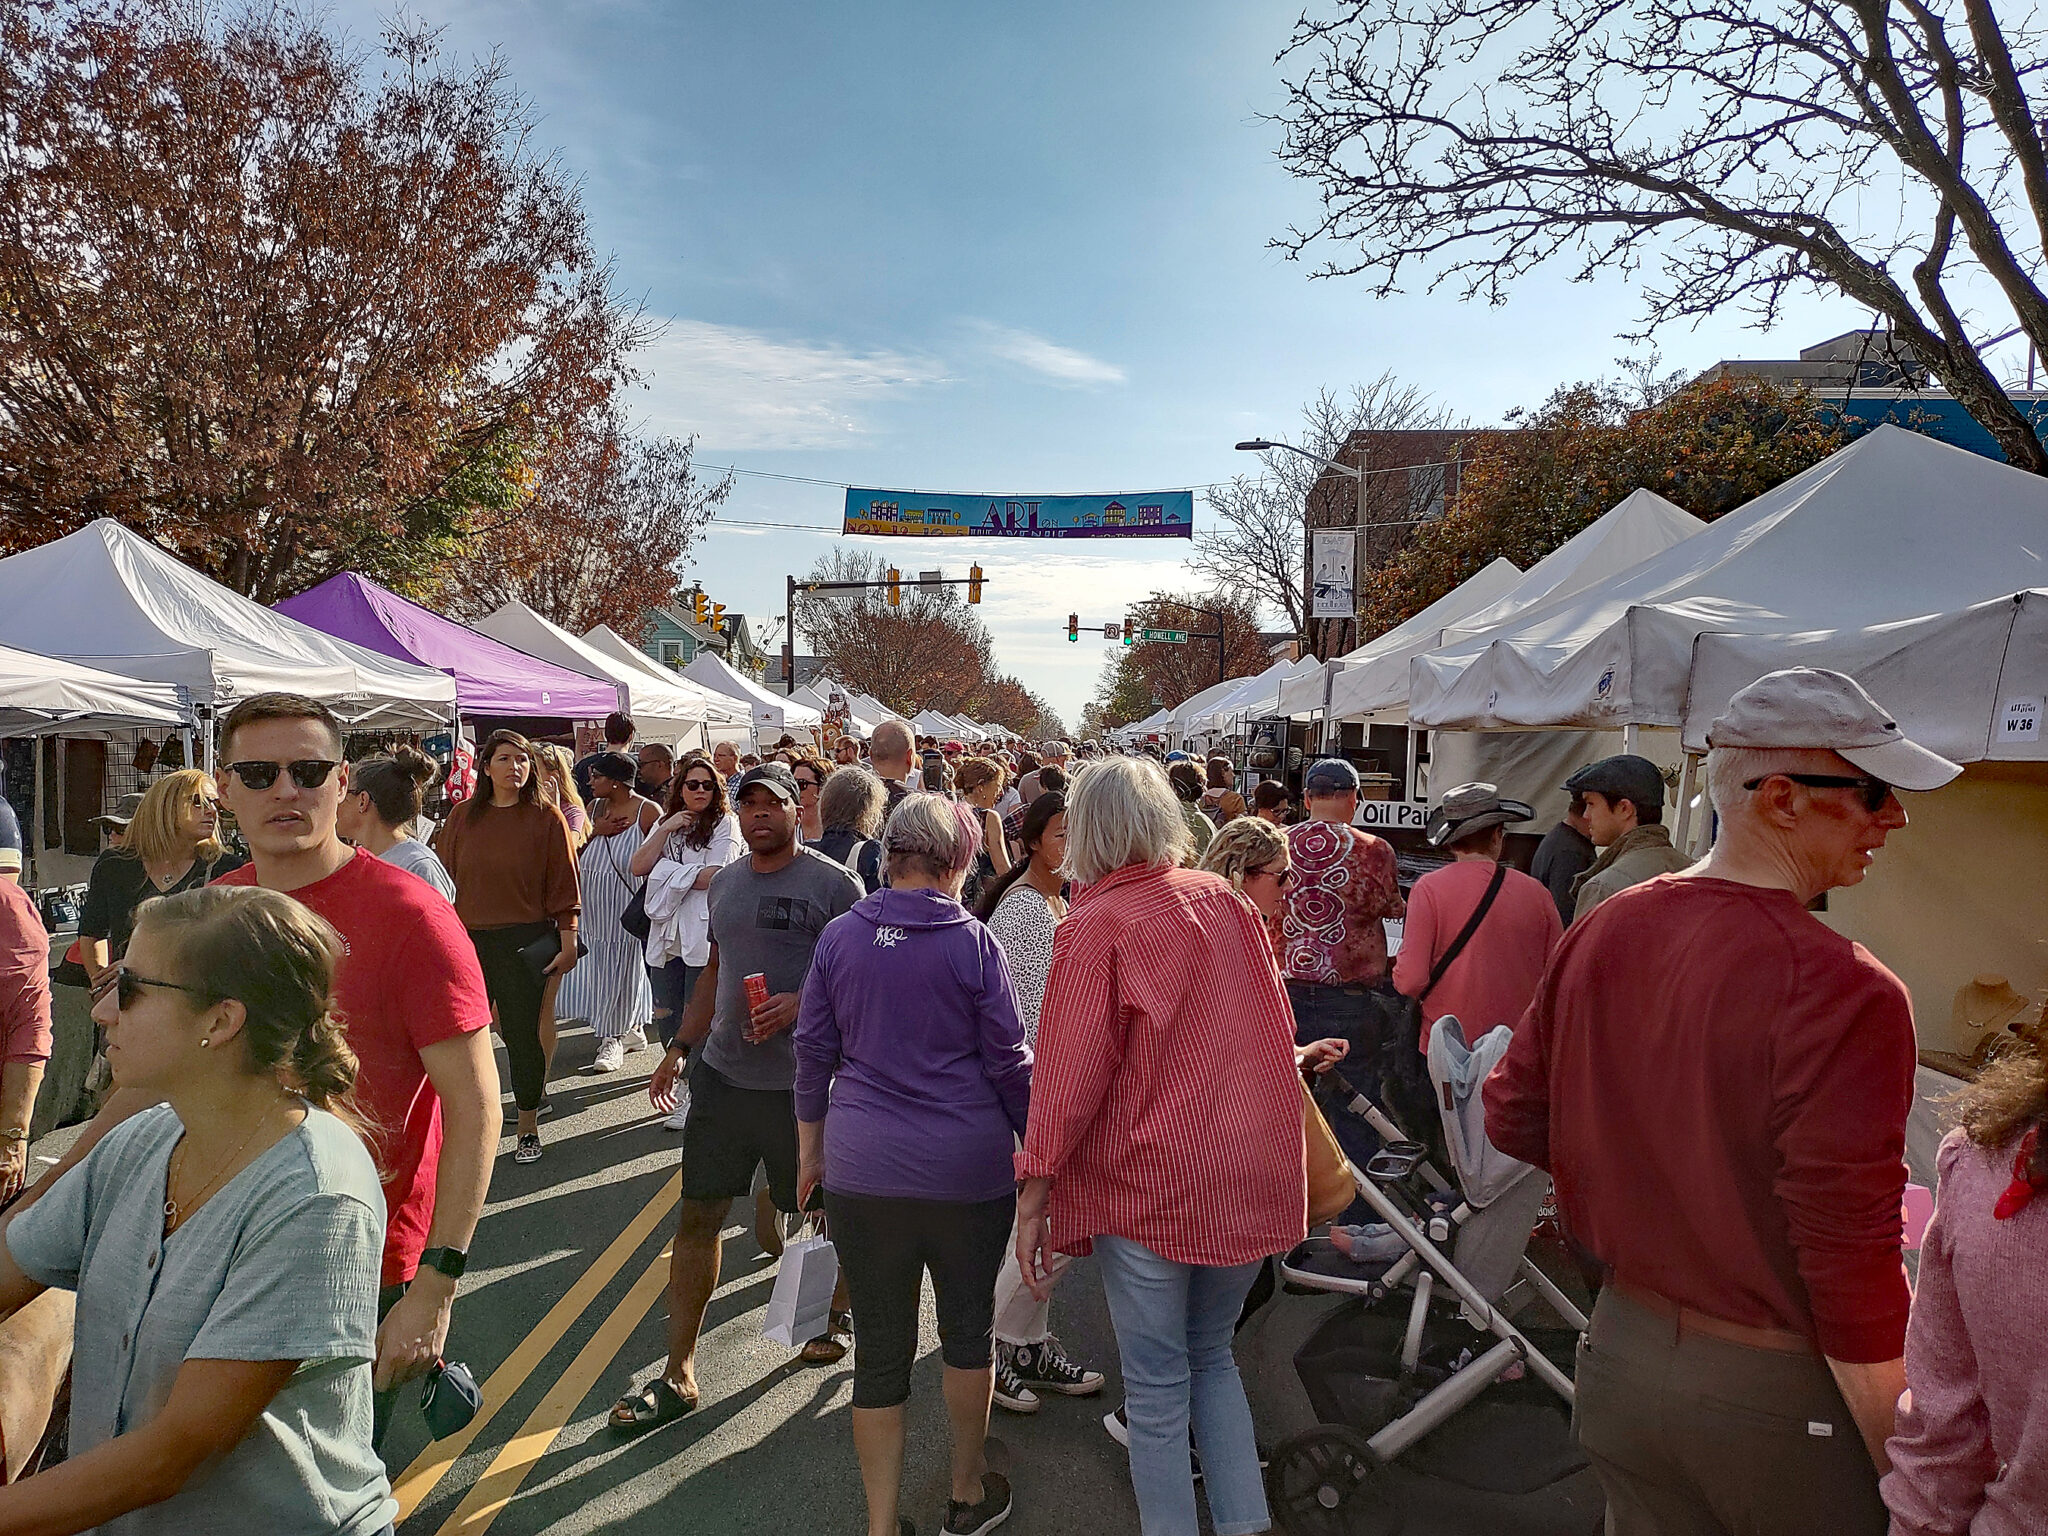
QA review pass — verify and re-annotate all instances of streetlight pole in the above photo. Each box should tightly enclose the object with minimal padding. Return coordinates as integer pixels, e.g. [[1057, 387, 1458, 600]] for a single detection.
[[1234, 439, 1365, 663], [1237, 438, 1366, 754]]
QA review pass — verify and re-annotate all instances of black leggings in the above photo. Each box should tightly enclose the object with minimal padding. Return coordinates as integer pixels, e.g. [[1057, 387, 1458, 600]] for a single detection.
[[470, 923, 555, 1111], [823, 1189, 1015, 1409]]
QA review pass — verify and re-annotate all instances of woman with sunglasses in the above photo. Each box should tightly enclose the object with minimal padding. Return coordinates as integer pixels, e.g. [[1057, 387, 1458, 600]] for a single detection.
[[78, 769, 243, 986], [789, 754, 830, 846], [433, 730, 580, 1166], [629, 754, 742, 1131], [0, 885, 395, 1535], [559, 752, 660, 1075]]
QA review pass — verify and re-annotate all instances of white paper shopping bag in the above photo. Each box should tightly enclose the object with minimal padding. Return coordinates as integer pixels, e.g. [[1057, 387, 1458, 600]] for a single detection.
[[762, 1224, 839, 1348]]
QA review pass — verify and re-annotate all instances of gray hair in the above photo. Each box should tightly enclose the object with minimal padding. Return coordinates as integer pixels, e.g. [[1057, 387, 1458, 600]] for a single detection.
[[1197, 816, 1287, 894], [883, 791, 982, 880], [1063, 756, 1191, 885], [1706, 746, 1843, 816], [819, 765, 887, 837]]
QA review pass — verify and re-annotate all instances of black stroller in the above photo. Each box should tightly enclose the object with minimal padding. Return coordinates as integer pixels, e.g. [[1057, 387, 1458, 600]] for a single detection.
[[1264, 1041, 1604, 1536]]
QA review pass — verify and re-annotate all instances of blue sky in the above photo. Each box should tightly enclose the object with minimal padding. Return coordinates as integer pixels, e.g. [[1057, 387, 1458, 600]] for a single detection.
[[329, 0, 1872, 726]]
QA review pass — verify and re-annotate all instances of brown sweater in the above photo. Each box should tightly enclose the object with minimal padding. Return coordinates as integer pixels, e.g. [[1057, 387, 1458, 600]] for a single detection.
[[433, 798, 581, 932]]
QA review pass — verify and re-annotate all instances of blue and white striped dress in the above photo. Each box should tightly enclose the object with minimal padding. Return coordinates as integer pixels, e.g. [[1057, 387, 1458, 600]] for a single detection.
[[557, 817, 654, 1040]]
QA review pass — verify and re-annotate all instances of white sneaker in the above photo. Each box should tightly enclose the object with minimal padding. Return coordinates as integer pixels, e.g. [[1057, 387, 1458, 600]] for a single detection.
[[661, 1086, 692, 1131], [591, 1039, 626, 1074], [622, 1026, 648, 1052]]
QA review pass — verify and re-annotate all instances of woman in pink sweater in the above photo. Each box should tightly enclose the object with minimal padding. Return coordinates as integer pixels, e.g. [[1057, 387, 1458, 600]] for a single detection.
[[1882, 1033, 2048, 1535]]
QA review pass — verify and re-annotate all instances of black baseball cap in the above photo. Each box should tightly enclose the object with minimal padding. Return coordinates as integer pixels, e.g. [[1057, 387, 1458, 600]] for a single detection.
[[733, 762, 800, 804], [1563, 754, 1667, 812]]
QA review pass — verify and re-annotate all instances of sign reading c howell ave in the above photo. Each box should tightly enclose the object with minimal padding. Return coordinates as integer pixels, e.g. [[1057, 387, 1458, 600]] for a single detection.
[[1137, 628, 1188, 643]]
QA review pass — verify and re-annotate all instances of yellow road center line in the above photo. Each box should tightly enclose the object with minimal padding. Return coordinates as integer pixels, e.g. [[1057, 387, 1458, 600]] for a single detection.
[[392, 1169, 682, 1520], [429, 1244, 675, 1536]]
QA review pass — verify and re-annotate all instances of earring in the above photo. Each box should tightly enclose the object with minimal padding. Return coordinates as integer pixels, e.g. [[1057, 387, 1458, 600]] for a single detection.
[[199, 1037, 211, 1048]]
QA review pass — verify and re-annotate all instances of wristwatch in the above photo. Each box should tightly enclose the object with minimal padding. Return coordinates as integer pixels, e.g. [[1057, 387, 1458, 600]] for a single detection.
[[418, 1246, 469, 1280]]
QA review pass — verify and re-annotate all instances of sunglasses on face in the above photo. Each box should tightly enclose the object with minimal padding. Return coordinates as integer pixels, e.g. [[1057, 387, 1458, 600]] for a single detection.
[[1743, 772, 1894, 813], [681, 777, 718, 792], [226, 759, 340, 791], [1252, 864, 1295, 885], [92, 967, 212, 1011], [793, 776, 821, 790]]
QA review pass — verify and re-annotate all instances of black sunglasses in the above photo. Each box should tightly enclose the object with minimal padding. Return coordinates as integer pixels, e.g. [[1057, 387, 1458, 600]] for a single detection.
[[793, 775, 822, 790], [680, 776, 719, 792], [226, 759, 340, 791], [93, 967, 212, 1011], [1743, 772, 1894, 813]]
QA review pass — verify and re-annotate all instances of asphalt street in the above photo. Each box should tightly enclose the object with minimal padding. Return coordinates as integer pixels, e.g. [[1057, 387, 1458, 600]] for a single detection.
[[367, 1019, 1356, 1536]]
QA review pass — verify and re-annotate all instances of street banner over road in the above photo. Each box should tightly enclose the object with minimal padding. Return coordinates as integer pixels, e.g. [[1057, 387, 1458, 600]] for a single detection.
[[843, 487, 1194, 539]]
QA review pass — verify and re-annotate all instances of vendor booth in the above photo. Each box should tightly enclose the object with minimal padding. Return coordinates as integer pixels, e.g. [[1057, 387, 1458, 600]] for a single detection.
[[475, 602, 723, 746], [276, 573, 621, 727], [575, 626, 753, 741], [682, 653, 824, 741], [0, 519, 458, 737]]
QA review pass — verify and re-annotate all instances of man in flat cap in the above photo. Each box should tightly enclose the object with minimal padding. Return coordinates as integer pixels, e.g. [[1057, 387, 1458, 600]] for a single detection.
[[1563, 753, 1690, 923], [1485, 668, 1960, 1535]]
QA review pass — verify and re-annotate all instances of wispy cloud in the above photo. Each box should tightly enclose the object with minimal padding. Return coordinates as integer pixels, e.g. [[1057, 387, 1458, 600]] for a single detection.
[[634, 320, 946, 451], [968, 321, 1127, 387]]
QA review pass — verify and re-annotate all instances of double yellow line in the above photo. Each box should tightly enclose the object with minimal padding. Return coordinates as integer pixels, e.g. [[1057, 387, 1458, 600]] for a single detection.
[[395, 1170, 682, 1533]]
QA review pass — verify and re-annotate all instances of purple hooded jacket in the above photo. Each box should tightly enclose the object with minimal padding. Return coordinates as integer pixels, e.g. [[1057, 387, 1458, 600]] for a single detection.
[[793, 886, 1032, 1203]]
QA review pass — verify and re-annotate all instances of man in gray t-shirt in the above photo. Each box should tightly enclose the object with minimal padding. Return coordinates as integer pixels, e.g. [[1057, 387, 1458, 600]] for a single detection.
[[695, 847, 861, 1091], [625, 764, 861, 1426]]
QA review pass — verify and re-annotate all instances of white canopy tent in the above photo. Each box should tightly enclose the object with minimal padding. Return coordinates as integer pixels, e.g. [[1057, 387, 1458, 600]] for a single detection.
[[474, 603, 721, 744], [1188, 657, 1323, 734], [576, 626, 753, 734], [1680, 590, 2048, 763], [0, 644, 187, 736], [1167, 675, 1261, 742], [683, 653, 824, 737], [0, 519, 457, 737], [1411, 428, 2048, 731], [1281, 558, 1526, 721]]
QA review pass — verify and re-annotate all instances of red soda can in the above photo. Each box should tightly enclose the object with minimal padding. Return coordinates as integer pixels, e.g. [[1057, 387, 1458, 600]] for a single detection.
[[743, 972, 770, 1017]]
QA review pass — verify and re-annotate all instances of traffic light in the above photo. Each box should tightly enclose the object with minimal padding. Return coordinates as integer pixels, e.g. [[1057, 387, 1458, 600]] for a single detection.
[[887, 568, 902, 607], [967, 564, 983, 605], [711, 602, 726, 629], [1068, 613, 1079, 643], [691, 590, 708, 625], [1123, 615, 1136, 646]]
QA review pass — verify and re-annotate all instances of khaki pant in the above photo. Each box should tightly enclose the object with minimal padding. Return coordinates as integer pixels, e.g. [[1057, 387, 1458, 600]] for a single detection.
[[1574, 1289, 1886, 1536]]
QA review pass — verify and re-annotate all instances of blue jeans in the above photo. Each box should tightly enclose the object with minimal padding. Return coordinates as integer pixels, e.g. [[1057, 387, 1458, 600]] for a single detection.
[[1095, 1235, 1270, 1536], [647, 959, 702, 1047]]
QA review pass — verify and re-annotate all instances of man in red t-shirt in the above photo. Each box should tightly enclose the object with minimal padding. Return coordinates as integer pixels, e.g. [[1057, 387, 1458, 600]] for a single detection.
[[1485, 668, 1961, 1535], [16, 694, 497, 1448]]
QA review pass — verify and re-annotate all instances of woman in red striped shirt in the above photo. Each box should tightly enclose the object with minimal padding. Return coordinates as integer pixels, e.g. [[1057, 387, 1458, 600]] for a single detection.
[[1016, 757, 1305, 1536]]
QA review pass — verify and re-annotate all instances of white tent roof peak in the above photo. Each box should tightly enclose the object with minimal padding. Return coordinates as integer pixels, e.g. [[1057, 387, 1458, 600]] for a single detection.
[[476, 602, 733, 736], [0, 518, 454, 725], [682, 653, 824, 731], [1412, 426, 2048, 731], [0, 643, 187, 736], [577, 626, 751, 725]]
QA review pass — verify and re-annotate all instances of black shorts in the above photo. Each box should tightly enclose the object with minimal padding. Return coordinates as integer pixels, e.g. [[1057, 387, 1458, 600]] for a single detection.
[[679, 1057, 799, 1211]]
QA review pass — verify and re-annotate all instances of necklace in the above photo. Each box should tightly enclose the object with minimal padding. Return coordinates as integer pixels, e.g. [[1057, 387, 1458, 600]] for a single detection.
[[164, 1098, 283, 1234]]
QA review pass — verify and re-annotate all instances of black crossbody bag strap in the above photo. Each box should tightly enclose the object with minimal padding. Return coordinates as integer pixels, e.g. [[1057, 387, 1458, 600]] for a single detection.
[[1417, 859, 1507, 1005]]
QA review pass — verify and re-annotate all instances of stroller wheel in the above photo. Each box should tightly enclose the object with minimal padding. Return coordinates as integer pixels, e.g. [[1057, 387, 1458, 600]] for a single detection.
[[1265, 1425, 1402, 1536]]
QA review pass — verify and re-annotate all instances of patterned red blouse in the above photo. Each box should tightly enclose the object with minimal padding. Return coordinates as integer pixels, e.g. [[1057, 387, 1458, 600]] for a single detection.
[[1279, 819, 1405, 986], [1017, 862, 1308, 1267]]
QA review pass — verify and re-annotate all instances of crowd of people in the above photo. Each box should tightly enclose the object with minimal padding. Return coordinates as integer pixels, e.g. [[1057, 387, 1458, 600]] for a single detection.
[[0, 672, 2041, 1535]]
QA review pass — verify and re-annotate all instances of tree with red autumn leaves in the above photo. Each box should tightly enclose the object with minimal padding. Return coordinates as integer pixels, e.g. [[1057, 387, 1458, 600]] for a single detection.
[[1088, 590, 1274, 727], [1355, 375, 1846, 634], [0, 0, 677, 618]]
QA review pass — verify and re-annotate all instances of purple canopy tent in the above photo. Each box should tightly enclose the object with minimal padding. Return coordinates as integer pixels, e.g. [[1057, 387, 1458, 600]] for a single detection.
[[276, 574, 621, 720]]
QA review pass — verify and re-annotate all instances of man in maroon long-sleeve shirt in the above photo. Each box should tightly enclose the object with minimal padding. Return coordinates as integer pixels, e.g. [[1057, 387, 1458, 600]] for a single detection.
[[1485, 668, 1960, 1536]]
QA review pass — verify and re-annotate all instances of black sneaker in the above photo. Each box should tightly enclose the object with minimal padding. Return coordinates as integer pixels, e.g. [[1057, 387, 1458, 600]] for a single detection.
[[513, 1132, 542, 1165], [943, 1471, 1011, 1536], [992, 1348, 1040, 1414], [1008, 1336, 1105, 1397]]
